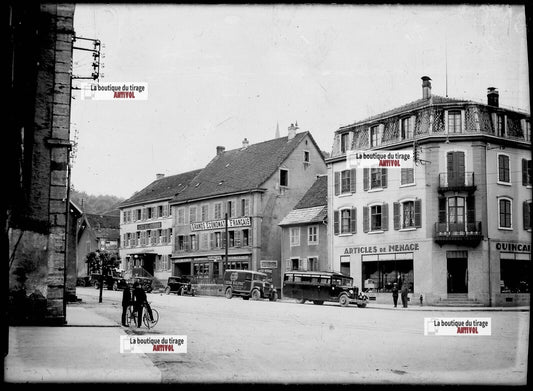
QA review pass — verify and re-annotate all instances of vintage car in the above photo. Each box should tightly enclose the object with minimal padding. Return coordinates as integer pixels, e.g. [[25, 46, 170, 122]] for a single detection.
[[130, 276, 154, 293], [90, 270, 128, 291], [165, 276, 196, 296], [224, 269, 278, 301], [282, 271, 368, 307]]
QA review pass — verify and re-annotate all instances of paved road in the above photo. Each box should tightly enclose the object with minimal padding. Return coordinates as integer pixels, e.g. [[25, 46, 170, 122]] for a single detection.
[[76, 287, 529, 385]]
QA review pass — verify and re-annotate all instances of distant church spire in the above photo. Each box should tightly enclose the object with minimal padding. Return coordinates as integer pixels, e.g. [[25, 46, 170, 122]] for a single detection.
[[275, 122, 280, 138]]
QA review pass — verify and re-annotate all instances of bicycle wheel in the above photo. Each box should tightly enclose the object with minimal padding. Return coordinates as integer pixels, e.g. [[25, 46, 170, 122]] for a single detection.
[[143, 308, 159, 328], [127, 306, 137, 327]]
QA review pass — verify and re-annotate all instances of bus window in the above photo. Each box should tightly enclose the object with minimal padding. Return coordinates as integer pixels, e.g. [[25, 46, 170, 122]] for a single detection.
[[284, 274, 293, 282], [294, 276, 302, 282], [311, 277, 319, 284], [301, 276, 312, 283], [319, 277, 330, 284], [332, 278, 342, 285]]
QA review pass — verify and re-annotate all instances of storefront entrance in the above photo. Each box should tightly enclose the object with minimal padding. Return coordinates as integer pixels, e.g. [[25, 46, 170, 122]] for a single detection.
[[447, 258, 468, 293]]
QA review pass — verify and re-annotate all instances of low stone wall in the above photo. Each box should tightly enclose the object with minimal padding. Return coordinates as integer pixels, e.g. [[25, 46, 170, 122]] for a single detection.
[[194, 284, 225, 297]]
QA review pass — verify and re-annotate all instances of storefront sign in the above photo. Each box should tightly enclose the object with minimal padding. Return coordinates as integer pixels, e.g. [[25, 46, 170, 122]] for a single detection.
[[137, 222, 162, 230], [190, 217, 251, 231], [495, 242, 531, 253], [344, 242, 420, 255]]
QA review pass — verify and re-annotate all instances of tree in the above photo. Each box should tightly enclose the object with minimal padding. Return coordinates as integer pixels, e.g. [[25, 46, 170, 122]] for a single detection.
[[86, 250, 121, 303]]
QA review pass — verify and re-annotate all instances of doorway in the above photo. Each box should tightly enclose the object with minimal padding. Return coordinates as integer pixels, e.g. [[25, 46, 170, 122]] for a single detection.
[[447, 258, 468, 293]]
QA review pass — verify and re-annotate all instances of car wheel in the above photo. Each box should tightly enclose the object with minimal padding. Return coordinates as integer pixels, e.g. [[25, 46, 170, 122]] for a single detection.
[[178, 286, 184, 296], [339, 294, 349, 307], [165, 286, 171, 295], [313, 300, 324, 305], [112, 281, 118, 291], [225, 288, 232, 299], [269, 291, 278, 302], [298, 298, 306, 304], [93, 281, 100, 289], [251, 289, 261, 301]]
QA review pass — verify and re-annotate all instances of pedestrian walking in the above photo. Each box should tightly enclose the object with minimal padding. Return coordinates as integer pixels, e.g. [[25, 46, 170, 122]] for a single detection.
[[121, 283, 132, 326], [391, 282, 399, 308], [401, 281, 409, 308]]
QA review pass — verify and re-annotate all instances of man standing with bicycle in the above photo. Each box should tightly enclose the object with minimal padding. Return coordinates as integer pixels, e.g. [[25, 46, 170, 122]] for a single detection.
[[132, 281, 154, 327]]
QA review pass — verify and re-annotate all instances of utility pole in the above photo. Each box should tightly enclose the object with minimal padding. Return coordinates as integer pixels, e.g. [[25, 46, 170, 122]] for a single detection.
[[224, 212, 229, 273]]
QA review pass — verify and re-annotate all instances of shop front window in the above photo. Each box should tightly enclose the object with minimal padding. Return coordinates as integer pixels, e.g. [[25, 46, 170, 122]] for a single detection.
[[362, 259, 414, 293]]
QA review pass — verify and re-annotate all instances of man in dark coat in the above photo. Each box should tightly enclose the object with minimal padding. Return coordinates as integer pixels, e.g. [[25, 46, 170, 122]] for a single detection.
[[401, 281, 409, 308], [121, 283, 132, 326], [132, 281, 153, 327]]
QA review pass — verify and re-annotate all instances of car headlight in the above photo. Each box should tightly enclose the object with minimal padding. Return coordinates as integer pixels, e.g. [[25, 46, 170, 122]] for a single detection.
[[349, 289, 354, 295]]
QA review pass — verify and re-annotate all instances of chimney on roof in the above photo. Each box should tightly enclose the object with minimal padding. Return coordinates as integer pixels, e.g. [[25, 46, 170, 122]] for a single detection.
[[288, 122, 298, 140], [216, 146, 225, 155], [422, 76, 432, 99], [487, 87, 499, 107], [156, 173, 165, 180], [242, 138, 249, 149]]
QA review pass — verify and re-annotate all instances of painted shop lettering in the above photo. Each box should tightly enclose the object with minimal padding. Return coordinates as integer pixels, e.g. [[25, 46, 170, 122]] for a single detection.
[[344, 242, 420, 254], [495, 242, 531, 253]]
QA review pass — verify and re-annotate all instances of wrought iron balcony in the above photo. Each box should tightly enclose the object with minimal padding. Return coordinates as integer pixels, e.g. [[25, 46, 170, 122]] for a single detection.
[[438, 172, 476, 193], [434, 222, 483, 246]]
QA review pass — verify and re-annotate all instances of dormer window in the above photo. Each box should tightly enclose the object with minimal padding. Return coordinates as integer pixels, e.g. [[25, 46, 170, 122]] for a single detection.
[[401, 117, 412, 140], [496, 114, 506, 137], [448, 110, 462, 133], [370, 125, 382, 147], [340, 133, 349, 153]]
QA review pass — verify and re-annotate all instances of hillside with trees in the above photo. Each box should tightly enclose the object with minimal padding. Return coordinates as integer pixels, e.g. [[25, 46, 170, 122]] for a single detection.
[[70, 188, 124, 215]]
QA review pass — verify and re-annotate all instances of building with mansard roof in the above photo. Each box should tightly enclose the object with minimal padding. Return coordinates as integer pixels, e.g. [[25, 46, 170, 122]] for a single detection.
[[279, 175, 328, 279], [169, 125, 327, 292], [118, 169, 201, 282], [327, 76, 530, 307]]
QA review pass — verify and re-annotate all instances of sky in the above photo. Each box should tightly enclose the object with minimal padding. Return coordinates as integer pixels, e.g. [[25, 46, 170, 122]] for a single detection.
[[70, 4, 530, 199]]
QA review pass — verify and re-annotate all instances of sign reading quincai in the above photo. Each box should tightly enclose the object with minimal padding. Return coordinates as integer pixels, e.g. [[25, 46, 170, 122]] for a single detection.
[[191, 217, 251, 231]]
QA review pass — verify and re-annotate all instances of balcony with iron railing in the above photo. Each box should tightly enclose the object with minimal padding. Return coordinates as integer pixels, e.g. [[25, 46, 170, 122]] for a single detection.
[[434, 222, 483, 246], [438, 172, 476, 193]]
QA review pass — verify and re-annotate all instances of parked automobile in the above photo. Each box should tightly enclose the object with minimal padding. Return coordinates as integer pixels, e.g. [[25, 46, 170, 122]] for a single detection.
[[224, 269, 278, 301], [165, 276, 196, 296], [130, 276, 153, 293], [90, 270, 128, 291], [282, 271, 368, 307]]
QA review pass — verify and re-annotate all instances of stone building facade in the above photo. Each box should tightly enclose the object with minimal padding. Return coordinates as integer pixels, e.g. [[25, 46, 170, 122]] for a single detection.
[[7, 4, 76, 324], [327, 76, 530, 306]]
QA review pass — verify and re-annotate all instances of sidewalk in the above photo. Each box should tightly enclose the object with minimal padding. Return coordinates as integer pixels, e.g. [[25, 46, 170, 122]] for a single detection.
[[4, 304, 161, 383], [364, 302, 530, 312]]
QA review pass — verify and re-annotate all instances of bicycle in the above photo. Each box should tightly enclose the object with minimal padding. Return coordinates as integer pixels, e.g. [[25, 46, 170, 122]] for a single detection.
[[127, 302, 159, 329]]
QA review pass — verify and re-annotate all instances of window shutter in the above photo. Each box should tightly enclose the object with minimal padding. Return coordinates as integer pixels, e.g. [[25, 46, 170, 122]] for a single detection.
[[523, 159, 528, 186], [393, 202, 401, 230], [524, 201, 531, 230], [363, 168, 369, 191], [142, 208, 147, 220], [333, 210, 339, 235], [222, 233, 227, 249], [414, 199, 422, 228], [247, 228, 252, 246], [350, 169, 357, 193], [382, 203, 389, 231], [235, 230, 241, 247], [410, 115, 416, 136], [467, 195, 475, 224], [350, 208, 357, 233], [210, 232, 214, 249], [438, 196, 446, 223], [363, 206, 369, 233], [335, 172, 340, 196], [381, 168, 388, 188]]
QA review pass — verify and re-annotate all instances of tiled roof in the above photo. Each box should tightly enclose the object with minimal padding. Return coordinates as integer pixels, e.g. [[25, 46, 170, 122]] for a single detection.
[[279, 176, 328, 226], [120, 169, 202, 207], [338, 95, 470, 131], [294, 175, 327, 209], [86, 213, 119, 229], [84, 213, 120, 240], [171, 132, 310, 203], [279, 206, 327, 226]]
